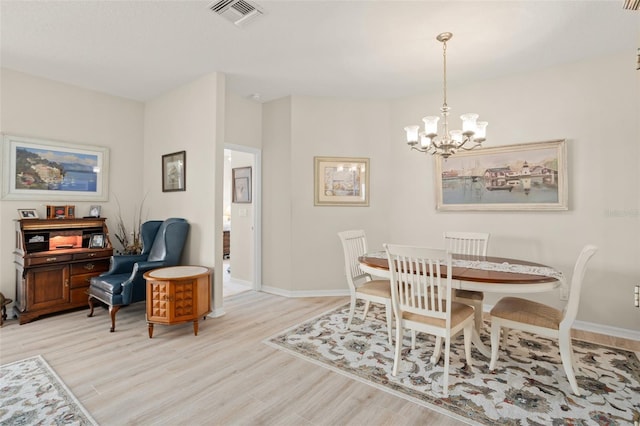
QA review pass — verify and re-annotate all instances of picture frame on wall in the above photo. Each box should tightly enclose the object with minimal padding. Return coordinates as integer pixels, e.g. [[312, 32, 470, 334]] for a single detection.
[[2, 134, 109, 201], [232, 166, 252, 203], [434, 139, 568, 211], [162, 151, 186, 192], [314, 156, 369, 206]]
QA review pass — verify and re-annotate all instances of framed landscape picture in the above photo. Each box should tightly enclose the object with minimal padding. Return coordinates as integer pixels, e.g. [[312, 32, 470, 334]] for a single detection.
[[435, 139, 568, 211], [2, 134, 109, 201], [314, 156, 369, 206]]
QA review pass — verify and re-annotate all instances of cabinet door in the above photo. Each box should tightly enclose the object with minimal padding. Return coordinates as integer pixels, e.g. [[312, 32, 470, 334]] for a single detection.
[[171, 281, 196, 322], [26, 264, 70, 310]]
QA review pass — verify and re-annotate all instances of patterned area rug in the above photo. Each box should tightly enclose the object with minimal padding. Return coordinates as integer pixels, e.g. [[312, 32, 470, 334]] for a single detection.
[[0, 355, 97, 425], [265, 303, 640, 425]]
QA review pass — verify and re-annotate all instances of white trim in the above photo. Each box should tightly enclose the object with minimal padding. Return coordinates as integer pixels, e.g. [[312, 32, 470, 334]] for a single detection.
[[572, 319, 640, 342], [260, 286, 350, 298], [224, 143, 262, 292], [208, 307, 226, 318], [483, 303, 640, 343]]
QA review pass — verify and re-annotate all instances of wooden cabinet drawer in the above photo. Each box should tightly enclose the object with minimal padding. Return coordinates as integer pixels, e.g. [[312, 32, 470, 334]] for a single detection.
[[73, 250, 112, 261], [70, 259, 110, 276], [25, 254, 73, 267], [70, 272, 98, 289], [70, 287, 90, 304]]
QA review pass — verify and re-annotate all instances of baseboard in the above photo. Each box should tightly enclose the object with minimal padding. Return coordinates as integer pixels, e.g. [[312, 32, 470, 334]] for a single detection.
[[260, 286, 350, 298], [483, 303, 639, 343], [572, 319, 640, 343], [208, 307, 226, 318]]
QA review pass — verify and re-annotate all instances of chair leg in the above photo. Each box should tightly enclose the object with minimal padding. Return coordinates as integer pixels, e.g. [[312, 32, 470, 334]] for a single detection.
[[346, 297, 356, 329], [385, 302, 393, 345], [109, 305, 121, 332], [559, 330, 581, 396], [362, 300, 371, 320], [464, 323, 473, 367], [431, 336, 442, 364], [442, 335, 451, 397], [489, 320, 501, 371], [392, 324, 403, 376], [502, 327, 510, 348], [87, 295, 96, 317], [411, 330, 416, 350]]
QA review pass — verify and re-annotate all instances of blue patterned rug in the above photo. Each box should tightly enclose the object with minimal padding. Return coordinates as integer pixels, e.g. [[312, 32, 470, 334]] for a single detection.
[[265, 303, 640, 425], [0, 355, 97, 425]]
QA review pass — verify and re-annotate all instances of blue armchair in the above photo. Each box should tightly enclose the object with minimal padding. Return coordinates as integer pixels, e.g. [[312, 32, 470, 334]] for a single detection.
[[88, 217, 190, 332]]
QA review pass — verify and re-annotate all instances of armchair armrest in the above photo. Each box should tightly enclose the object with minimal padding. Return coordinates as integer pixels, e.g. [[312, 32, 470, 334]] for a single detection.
[[102, 254, 148, 276], [133, 260, 167, 275]]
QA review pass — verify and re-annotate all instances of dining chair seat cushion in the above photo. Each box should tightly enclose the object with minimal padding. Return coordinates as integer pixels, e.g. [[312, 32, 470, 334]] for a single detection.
[[454, 289, 483, 301], [356, 280, 392, 298], [490, 296, 562, 330], [402, 301, 474, 328]]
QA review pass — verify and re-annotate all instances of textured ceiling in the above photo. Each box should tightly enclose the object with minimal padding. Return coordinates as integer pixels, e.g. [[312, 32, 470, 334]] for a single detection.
[[1, 1, 638, 103]]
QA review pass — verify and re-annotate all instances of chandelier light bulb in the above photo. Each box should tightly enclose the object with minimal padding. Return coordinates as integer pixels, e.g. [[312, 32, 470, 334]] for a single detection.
[[422, 116, 439, 138], [404, 125, 420, 145]]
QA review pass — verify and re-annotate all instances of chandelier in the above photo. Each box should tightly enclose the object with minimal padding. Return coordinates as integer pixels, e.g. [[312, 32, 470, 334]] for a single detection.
[[404, 32, 487, 159]]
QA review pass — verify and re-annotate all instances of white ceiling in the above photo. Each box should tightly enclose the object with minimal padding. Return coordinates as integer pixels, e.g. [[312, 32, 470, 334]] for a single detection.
[[1, 1, 638, 103]]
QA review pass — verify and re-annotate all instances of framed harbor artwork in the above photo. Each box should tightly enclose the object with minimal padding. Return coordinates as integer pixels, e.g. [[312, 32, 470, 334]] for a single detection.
[[314, 156, 369, 206], [1, 134, 109, 201], [435, 139, 567, 211]]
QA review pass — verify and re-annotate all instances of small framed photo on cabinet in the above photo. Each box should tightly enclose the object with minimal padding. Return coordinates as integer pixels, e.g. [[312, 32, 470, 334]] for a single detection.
[[89, 233, 105, 249]]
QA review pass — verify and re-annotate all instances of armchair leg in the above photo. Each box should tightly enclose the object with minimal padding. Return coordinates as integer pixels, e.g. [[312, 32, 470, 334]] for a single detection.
[[87, 296, 96, 317], [109, 305, 121, 332]]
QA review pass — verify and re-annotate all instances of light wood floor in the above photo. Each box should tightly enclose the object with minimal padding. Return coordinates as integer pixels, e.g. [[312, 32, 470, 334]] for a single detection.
[[1, 292, 638, 425], [0, 292, 465, 425]]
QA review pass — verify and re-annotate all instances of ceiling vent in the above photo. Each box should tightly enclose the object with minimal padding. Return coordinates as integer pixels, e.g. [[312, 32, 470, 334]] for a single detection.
[[623, 0, 640, 10], [209, 0, 264, 26]]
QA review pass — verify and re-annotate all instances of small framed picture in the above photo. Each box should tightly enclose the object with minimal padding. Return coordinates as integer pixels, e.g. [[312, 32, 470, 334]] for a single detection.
[[162, 151, 186, 192], [232, 166, 252, 203], [89, 233, 105, 249], [89, 205, 101, 217], [18, 208, 39, 219]]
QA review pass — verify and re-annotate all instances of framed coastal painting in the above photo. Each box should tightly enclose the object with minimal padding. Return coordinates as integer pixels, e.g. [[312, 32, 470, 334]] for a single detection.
[[2, 134, 109, 201], [314, 156, 369, 206], [435, 139, 568, 211]]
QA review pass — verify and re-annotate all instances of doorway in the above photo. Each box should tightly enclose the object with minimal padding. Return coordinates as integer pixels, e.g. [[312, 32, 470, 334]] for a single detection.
[[222, 145, 261, 298]]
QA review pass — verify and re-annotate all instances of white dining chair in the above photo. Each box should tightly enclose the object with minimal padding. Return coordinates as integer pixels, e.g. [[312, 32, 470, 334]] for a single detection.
[[444, 231, 490, 332], [338, 230, 393, 345], [489, 245, 598, 396], [385, 244, 474, 397]]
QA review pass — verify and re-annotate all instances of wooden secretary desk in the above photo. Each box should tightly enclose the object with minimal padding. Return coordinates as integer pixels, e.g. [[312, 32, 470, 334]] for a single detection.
[[13, 218, 113, 324]]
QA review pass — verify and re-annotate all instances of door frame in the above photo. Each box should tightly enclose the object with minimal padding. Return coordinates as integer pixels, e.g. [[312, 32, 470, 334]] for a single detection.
[[224, 143, 262, 292]]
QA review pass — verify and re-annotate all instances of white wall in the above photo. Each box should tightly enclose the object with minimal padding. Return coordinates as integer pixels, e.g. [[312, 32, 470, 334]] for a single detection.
[[143, 72, 225, 313], [262, 95, 392, 295], [262, 97, 293, 292], [387, 52, 640, 331], [0, 69, 144, 301]]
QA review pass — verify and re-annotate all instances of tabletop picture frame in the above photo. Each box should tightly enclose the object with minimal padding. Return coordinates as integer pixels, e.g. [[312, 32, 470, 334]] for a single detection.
[[435, 139, 567, 211], [162, 150, 186, 192], [17, 208, 39, 219], [232, 166, 252, 203], [314, 156, 369, 206], [89, 233, 105, 249]]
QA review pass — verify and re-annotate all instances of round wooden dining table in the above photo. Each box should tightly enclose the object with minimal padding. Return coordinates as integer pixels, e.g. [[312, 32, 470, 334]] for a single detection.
[[358, 252, 563, 358]]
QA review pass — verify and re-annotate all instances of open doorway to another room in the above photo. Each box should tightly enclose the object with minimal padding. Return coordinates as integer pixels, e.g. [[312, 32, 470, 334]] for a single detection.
[[222, 148, 257, 298]]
